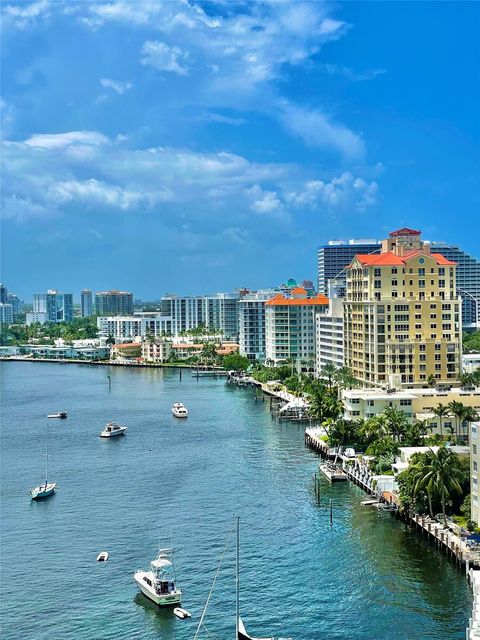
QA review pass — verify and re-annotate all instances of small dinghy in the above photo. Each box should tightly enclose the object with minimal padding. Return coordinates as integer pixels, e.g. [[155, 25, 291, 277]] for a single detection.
[[173, 607, 191, 619], [97, 551, 109, 562]]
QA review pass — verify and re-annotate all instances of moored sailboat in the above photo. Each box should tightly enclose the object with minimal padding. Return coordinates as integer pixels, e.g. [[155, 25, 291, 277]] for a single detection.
[[30, 422, 56, 500]]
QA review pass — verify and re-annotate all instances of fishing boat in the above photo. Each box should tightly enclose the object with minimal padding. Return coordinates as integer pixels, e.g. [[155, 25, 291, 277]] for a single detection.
[[172, 403, 188, 418], [47, 412, 67, 419], [99, 421, 127, 437], [133, 547, 182, 606], [194, 517, 281, 640], [30, 423, 56, 500]]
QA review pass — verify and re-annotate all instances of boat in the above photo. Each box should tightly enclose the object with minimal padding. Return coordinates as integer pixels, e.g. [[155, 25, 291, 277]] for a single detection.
[[100, 421, 127, 437], [30, 422, 57, 500], [173, 607, 191, 619], [194, 517, 280, 640], [47, 412, 67, 419], [319, 462, 348, 482], [97, 551, 109, 562], [171, 403, 188, 418], [133, 547, 182, 606]]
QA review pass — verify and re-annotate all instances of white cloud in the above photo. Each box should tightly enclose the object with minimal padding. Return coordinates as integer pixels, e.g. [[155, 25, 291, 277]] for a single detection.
[[24, 130, 109, 149], [201, 112, 246, 126], [140, 41, 189, 76], [286, 172, 378, 212], [319, 64, 387, 82], [278, 103, 365, 160], [2, 131, 379, 224], [100, 78, 133, 94], [2, 0, 50, 29]]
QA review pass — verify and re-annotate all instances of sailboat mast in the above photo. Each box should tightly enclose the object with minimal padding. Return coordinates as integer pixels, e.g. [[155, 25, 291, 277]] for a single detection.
[[45, 421, 48, 485], [236, 515, 240, 640]]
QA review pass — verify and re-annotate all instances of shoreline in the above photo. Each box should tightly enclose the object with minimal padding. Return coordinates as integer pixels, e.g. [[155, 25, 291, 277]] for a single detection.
[[0, 357, 221, 370]]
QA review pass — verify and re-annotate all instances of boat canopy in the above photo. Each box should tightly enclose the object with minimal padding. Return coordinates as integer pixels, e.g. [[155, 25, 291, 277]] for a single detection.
[[151, 557, 172, 570]]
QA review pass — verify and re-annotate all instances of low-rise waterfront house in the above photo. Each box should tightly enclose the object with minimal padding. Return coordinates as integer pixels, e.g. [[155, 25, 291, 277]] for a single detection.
[[392, 445, 469, 475], [22, 344, 110, 359], [342, 385, 480, 437], [142, 339, 172, 363], [265, 288, 329, 369], [0, 346, 20, 356], [464, 353, 480, 373], [471, 422, 480, 527], [111, 342, 142, 360], [170, 341, 239, 361]]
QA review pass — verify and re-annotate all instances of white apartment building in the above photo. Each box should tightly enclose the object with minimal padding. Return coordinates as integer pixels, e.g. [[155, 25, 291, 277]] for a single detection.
[[97, 315, 173, 341], [265, 288, 329, 368], [471, 422, 480, 526], [315, 287, 344, 374], [160, 292, 239, 339], [238, 289, 280, 362], [464, 353, 480, 373], [342, 386, 480, 438], [141, 339, 172, 363]]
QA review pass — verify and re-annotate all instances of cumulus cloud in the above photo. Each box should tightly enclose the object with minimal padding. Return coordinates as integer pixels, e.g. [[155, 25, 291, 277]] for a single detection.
[[2, 0, 50, 29], [286, 172, 378, 212], [2, 131, 379, 223], [100, 78, 133, 94], [140, 41, 189, 75]]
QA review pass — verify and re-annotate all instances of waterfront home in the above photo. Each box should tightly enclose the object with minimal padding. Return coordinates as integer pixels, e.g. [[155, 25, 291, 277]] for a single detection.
[[392, 445, 469, 475], [111, 342, 142, 360], [142, 338, 172, 363], [19, 344, 109, 360]]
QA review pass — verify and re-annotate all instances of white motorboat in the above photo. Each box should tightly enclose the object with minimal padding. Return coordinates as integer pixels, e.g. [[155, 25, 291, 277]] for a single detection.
[[47, 412, 67, 419], [173, 607, 191, 619], [172, 403, 188, 418], [30, 423, 56, 500], [97, 551, 109, 562], [134, 547, 182, 606], [100, 421, 127, 438]]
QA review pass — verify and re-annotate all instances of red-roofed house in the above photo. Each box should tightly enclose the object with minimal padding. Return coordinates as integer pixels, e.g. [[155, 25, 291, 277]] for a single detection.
[[344, 228, 461, 387]]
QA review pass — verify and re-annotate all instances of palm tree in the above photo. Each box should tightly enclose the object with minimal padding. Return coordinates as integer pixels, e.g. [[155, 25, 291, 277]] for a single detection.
[[383, 405, 409, 442], [448, 401, 466, 441], [106, 334, 115, 347], [321, 363, 337, 392], [433, 403, 449, 437], [334, 365, 357, 391], [414, 447, 464, 525], [427, 374, 437, 388]]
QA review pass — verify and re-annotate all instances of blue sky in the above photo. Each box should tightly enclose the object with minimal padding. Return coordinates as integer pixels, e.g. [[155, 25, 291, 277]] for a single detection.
[[2, 0, 479, 300]]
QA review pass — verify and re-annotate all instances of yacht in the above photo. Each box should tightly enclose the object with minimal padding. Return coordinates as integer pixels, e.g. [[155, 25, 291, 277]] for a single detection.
[[134, 547, 182, 606], [171, 403, 188, 418], [100, 421, 127, 438], [30, 423, 56, 500]]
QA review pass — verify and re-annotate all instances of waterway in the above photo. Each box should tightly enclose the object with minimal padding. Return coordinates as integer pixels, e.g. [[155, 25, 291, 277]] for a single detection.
[[0, 362, 471, 640]]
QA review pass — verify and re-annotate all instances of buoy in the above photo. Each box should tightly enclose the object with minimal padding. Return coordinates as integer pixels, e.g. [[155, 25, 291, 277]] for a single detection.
[[173, 607, 191, 619]]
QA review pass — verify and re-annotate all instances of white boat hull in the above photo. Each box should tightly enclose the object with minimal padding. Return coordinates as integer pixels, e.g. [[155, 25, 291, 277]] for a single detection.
[[134, 571, 182, 606], [100, 427, 127, 437], [30, 482, 56, 500]]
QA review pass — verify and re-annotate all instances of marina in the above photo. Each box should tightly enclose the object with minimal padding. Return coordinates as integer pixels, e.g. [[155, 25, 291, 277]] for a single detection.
[[0, 361, 473, 640]]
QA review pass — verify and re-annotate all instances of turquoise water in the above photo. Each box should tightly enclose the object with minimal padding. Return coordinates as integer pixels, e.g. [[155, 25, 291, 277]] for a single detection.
[[0, 362, 471, 640]]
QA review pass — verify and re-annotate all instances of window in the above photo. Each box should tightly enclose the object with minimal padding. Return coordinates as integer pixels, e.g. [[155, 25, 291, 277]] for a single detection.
[[374, 268, 381, 277], [419, 268, 425, 276], [419, 280, 425, 288], [435, 344, 441, 351], [439, 267, 445, 276]]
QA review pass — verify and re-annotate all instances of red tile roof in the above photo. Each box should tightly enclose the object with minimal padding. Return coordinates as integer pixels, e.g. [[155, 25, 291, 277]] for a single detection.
[[351, 251, 456, 267], [389, 227, 421, 236], [291, 287, 307, 295], [266, 294, 329, 306]]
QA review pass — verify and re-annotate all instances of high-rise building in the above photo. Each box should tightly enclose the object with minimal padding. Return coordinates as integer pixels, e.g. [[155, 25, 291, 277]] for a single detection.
[[97, 315, 173, 340], [0, 303, 14, 324], [344, 228, 462, 387], [95, 290, 134, 316], [81, 289, 93, 317], [238, 289, 280, 362], [315, 282, 345, 374], [317, 239, 381, 295], [160, 293, 240, 339], [471, 422, 480, 527], [265, 288, 329, 368], [6, 294, 21, 318], [427, 242, 480, 329], [0, 283, 8, 304], [27, 290, 74, 325]]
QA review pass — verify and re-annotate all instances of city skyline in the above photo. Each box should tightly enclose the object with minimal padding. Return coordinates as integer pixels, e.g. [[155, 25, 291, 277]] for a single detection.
[[2, 1, 479, 299]]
